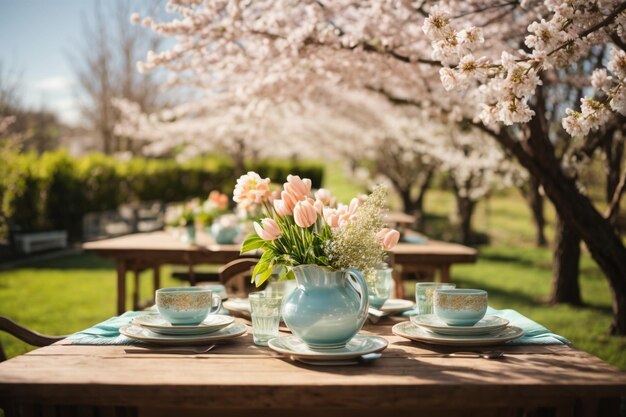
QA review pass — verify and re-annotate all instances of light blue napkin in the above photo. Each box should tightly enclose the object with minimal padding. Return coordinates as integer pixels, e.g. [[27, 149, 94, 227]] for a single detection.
[[66, 311, 155, 345], [401, 306, 569, 345]]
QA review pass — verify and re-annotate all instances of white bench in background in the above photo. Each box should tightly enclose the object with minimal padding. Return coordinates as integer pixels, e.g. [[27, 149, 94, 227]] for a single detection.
[[14, 231, 68, 254]]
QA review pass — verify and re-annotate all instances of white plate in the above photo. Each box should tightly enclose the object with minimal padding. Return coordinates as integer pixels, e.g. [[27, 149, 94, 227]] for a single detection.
[[380, 298, 415, 314], [392, 321, 524, 346], [410, 314, 509, 336], [268, 335, 388, 360], [132, 314, 234, 335], [120, 322, 247, 345], [223, 299, 251, 317]]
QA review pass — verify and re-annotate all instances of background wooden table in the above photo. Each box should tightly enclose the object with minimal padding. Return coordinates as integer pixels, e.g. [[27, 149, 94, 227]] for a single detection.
[[83, 231, 477, 313], [0, 318, 624, 417], [83, 231, 248, 314]]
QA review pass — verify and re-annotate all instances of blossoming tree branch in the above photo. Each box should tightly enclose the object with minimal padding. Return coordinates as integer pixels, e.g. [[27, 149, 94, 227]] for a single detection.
[[127, 0, 626, 335]]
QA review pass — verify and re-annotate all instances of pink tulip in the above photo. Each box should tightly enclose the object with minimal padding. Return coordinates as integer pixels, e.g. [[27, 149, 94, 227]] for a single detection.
[[293, 200, 318, 228], [348, 197, 361, 215], [254, 218, 282, 241], [314, 188, 332, 205], [281, 190, 298, 212], [313, 199, 324, 214], [377, 228, 400, 250], [284, 175, 312, 200], [273, 199, 292, 217], [323, 207, 339, 228]]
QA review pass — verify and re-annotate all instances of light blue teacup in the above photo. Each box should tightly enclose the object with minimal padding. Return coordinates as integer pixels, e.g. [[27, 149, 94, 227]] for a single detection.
[[433, 289, 487, 326], [156, 287, 222, 325]]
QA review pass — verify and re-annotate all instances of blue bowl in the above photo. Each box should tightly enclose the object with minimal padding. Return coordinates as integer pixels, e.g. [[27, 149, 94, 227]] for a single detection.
[[433, 289, 487, 326]]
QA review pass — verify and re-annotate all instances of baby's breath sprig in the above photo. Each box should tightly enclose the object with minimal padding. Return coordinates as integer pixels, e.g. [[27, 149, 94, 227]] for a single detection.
[[325, 185, 388, 276]]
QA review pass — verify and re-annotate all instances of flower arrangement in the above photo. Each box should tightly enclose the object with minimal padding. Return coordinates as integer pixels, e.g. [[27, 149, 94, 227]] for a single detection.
[[234, 171, 400, 286], [196, 191, 230, 227], [170, 191, 230, 228]]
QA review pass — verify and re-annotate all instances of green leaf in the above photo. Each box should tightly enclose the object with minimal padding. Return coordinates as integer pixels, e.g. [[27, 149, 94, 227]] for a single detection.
[[282, 269, 296, 281], [241, 233, 265, 254], [251, 258, 269, 283], [255, 262, 274, 287]]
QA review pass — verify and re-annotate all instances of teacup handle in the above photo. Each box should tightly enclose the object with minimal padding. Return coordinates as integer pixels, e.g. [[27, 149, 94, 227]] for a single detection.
[[346, 268, 369, 328], [209, 293, 222, 315]]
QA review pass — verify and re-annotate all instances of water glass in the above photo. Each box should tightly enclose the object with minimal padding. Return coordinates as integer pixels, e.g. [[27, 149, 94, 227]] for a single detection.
[[249, 291, 282, 346], [415, 282, 456, 315], [366, 265, 393, 310]]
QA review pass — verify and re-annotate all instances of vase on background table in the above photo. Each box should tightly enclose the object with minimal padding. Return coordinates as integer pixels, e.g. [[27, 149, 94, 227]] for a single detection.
[[210, 214, 240, 244], [281, 265, 369, 349], [181, 225, 196, 244]]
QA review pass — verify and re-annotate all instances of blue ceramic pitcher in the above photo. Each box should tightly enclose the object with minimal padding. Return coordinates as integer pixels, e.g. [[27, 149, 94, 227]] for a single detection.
[[282, 265, 369, 349]]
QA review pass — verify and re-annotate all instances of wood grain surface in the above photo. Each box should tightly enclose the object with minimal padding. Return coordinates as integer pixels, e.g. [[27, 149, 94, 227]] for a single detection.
[[0, 318, 624, 417]]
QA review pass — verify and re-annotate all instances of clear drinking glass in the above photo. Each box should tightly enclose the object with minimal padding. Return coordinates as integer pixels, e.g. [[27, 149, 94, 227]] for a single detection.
[[249, 291, 282, 346], [366, 264, 393, 310], [415, 282, 456, 315]]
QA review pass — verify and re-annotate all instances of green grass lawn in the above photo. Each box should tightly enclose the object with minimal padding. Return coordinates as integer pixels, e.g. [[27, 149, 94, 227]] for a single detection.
[[0, 161, 624, 370]]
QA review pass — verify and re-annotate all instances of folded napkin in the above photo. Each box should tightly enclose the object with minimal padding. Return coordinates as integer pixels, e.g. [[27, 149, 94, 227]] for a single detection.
[[401, 306, 569, 345], [66, 311, 154, 345]]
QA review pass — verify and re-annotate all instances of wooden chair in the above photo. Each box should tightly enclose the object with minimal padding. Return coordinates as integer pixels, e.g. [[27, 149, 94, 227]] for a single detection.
[[218, 258, 259, 298], [0, 317, 65, 362]]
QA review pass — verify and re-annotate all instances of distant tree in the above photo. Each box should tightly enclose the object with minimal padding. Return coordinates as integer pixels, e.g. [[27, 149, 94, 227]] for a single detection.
[[69, 0, 166, 155], [0, 60, 61, 153]]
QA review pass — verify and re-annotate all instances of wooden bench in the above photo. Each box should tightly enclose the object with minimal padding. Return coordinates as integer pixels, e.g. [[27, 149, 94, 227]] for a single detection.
[[14, 231, 67, 254]]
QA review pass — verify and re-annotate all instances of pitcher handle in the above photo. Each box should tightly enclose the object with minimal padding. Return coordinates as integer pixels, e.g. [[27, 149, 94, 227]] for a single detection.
[[346, 268, 369, 328]]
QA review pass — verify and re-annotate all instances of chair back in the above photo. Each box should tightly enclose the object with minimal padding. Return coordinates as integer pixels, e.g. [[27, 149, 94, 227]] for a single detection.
[[218, 258, 259, 298], [0, 316, 65, 362]]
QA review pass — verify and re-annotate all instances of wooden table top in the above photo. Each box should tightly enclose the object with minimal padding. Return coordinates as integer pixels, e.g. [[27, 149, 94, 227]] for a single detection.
[[82, 231, 477, 263], [83, 230, 242, 253], [0, 318, 624, 414]]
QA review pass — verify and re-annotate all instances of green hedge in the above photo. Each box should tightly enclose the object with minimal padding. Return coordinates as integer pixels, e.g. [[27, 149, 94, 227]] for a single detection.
[[0, 151, 323, 241]]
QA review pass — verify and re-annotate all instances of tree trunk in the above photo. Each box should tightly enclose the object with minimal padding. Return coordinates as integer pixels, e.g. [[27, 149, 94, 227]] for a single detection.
[[524, 176, 547, 247], [455, 194, 476, 246], [396, 168, 433, 231], [550, 214, 582, 305], [604, 133, 624, 229], [490, 126, 626, 335]]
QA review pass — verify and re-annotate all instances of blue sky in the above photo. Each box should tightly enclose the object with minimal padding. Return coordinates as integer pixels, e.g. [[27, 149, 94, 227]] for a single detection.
[[0, 1, 123, 125]]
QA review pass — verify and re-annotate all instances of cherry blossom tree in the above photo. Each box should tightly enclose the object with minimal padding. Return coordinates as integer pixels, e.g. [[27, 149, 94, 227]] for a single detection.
[[130, 0, 626, 334]]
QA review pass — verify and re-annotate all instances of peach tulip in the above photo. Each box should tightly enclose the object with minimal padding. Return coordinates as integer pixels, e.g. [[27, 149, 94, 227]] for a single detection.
[[314, 188, 332, 205], [293, 200, 318, 228], [323, 207, 340, 228], [273, 199, 292, 217], [348, 197, 361, 215], [281, 190, 298, 213], [313, 199, 325, 214], [377, 228, 400, 250], [254, 218, 282, 241], [284, 175, 312, 200]]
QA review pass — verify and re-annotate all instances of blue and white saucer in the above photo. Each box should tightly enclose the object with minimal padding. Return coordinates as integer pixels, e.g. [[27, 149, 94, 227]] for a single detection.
[[133, 314, 234, 335], [410, 314, 509, 336]]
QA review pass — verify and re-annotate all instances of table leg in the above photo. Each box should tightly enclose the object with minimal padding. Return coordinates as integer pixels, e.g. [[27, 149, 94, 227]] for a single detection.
[[153, 265, 161, 303], [116, 260, 127, 315], [440, 265, 451, 283], [133, 270, 141, 311], [392, 267, 405, 299], [188, 263, 196, 286]]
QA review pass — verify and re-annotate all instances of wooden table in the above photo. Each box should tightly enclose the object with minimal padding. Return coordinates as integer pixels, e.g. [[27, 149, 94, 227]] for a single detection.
[[0, 318, 624, 417], [83, 232, 477, 314], [390, 241, 477, 298], [83, 231, 249, 314]]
